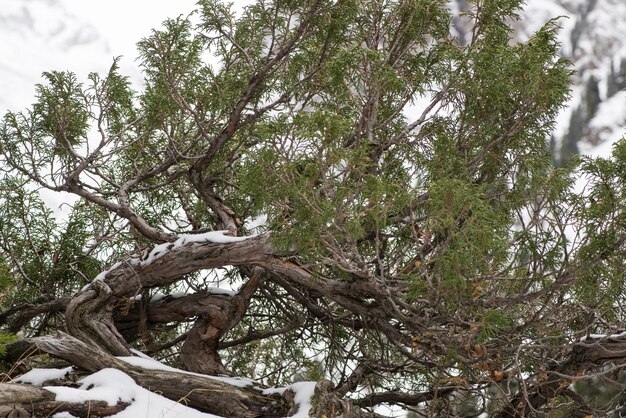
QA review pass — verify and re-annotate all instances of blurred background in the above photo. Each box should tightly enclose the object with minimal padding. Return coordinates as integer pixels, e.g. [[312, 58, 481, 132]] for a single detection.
[[1, 0, 624, 166], [0, 0, 196, 111]]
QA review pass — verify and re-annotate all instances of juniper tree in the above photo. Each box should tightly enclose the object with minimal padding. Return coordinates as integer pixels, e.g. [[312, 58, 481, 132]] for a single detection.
[[1, 0, 625, 416]]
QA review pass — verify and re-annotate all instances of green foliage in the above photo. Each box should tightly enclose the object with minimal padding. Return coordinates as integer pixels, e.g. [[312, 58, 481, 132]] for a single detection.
[[33, 71, 89, 154], [575, 139, 626, 311], [478, 308, 513, 341], [88, 58, 136, 135], [0, 179, 104, 307], [2, 0, 626, 415], [0, 178, 58, 299], [0, 332, 15, 358], [423, 179, 508, 301]]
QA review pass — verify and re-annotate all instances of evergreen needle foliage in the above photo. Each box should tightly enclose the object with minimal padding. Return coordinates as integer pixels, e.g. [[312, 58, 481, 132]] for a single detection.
[[0, 0, 625, 416]]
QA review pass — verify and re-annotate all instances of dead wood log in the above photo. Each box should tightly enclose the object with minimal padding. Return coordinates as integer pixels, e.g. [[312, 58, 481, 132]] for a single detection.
[[0, 383, 128, 418], [24, 332, 292, 417]]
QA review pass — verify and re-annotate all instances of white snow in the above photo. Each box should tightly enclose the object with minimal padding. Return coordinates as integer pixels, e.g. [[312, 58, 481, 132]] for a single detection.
[[21, 360, 315, 418], [206, 287, 237, 296], [45, 368, 221, 418], [581, 331, 626, 341], [141, 231, 255, 265], [129, 348, 156, 360], [245, 214, 268, 231], [82, 231, 257, 287], [582, 90, 626, 156], [147, 288, 235, 301], [178, 231, 254, 245], [142, 242, 173, 265], [517, 0, 626, 161], [263, 381, 317, 418], [52, 413, 77, 418], [518, 0, 574, 45], [290, 382, 317, 418], [117, 355, 257, 388], [18, 366, 73, 386], [80, 260, 125, 290]]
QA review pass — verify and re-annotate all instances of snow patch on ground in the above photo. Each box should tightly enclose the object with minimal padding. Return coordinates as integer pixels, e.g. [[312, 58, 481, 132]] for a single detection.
[[19, 348, 341, 418], [45, 368, 221, 417], [18, 366, 73, 386]]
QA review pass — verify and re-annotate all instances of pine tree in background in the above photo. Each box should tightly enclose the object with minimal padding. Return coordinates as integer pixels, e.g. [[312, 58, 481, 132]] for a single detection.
[[560, 105, 582, 165], [0, 0, 625, 416], [584, 75, 601, 121], [607, 57, 626, 97]]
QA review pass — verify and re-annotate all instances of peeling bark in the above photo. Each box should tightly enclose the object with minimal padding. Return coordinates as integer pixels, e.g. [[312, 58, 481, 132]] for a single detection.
[[5, 333, 392, 418]]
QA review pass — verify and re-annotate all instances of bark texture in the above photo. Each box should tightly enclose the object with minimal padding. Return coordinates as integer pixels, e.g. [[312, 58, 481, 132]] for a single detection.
[[18, 333, 293, 417], [3, 333, 395, 418], [0, 384, 129, 418]]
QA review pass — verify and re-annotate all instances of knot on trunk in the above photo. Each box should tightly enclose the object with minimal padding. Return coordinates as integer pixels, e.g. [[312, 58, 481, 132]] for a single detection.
[[181, 275, 263, 375], [65, 280, 130, 356], [310, 380, 348, 418]]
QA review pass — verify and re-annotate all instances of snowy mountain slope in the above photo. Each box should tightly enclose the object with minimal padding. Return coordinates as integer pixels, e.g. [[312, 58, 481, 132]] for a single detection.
[[0, 0, 111, 111], [451, 0, 626, 162], [518, 0, 626, 161], [0, 0, 197, 113]]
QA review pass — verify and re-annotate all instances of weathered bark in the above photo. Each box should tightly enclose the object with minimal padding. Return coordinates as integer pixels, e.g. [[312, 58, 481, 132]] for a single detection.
[[114, 291, 239, 342], [308, 380, 390, 418], [180, 275, 262, 374], [102, 234, 275, 298], [112, 276, 263, 374], [0, 296, 70, 334], [5, 234, 409, 377], [96, 235, 411, 349], [352, 387, 456, 409], [0, 383, 129, 418], [0, 383, 55, 404], [6, 333, 393, 418], [80, 231, 411, 377], [3, 233, 547, 417], [59, 235, 276, 363], [98, 234, 403, 304], [22, 332, 292, 417], [64, 279, 130, 356]]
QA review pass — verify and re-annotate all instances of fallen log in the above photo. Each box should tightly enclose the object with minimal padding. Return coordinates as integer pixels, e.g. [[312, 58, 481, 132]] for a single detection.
[[0, 383, 129, 418]]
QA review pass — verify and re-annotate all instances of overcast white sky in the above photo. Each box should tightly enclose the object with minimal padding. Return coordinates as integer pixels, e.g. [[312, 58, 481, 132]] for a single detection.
[[60, 0, 198, 60]]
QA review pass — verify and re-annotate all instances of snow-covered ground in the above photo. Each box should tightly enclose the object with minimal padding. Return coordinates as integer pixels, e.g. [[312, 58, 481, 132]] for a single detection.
[[21, 367, 223, 418], [18, 354, 317, 418]]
